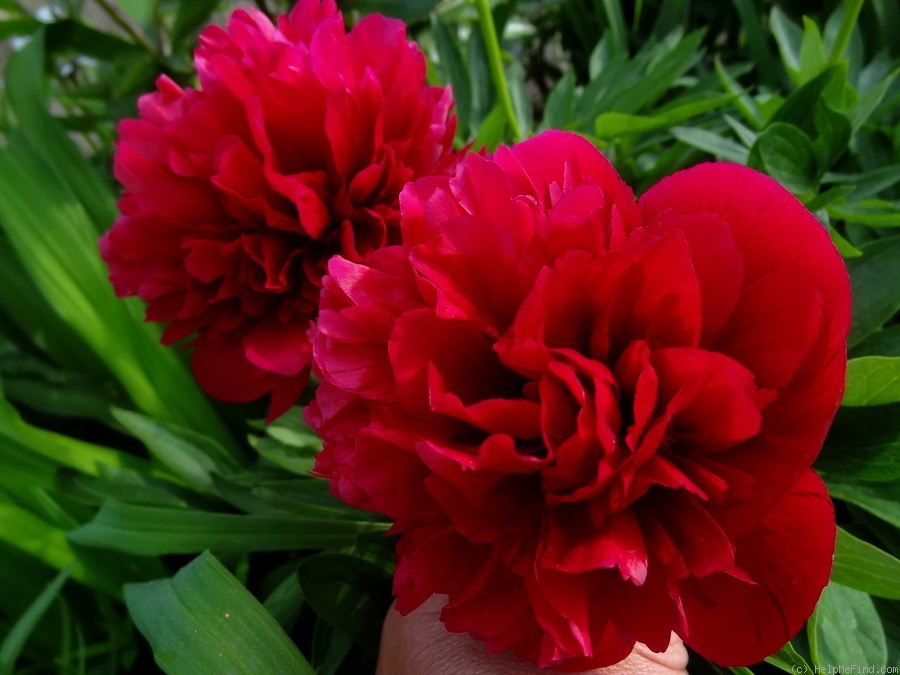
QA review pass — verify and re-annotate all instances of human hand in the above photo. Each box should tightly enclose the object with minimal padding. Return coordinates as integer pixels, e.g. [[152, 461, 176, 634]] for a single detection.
[[376, 595, 689, 675]]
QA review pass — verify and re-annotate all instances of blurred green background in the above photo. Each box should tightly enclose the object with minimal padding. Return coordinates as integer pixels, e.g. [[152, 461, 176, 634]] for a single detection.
[[0, 0, 898, 673]]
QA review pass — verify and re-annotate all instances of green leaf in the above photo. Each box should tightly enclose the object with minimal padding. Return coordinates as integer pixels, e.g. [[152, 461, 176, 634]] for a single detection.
[[311, 622, 355, 675], [0, 358, 120, 422], [723, 113, 759, 147], [849, 70, 898, 131], [466, 24, 495, 134], [770, 6, 803, 83], [431, 16, 472, 139], [844, 356, 900, 406], [211, 474, 378, 521], [58, 467, 190, 509], [45, 19, 142, 61], [670, 126, 750, 163], [874, 598, 900, 670], [595, 93, 735, 139], [171, 0, 220, 49], [805, 184, 855, 212], [125, 551, 315, 675], [714, 56, 764, 130], [350, 0, 440, 22], [0, 17, 40, 40], [830, 201, 900, 228], [4, 28, 118, 231], [68, 501, 388, 555], [539, 69, 575, 132], [297, 553, 392, 656], [771, 65, 845, 131], [832, 528, 900, 599], [0, 27, 236, 453], [823, 165, 900, 202], [0, 243, 106, 377], [0, 0, 27, 12], [852, 325, 900, 358], [262, 563, 304, 631], [828, 482, 900, 529], [599, 0, 629, 56], [798, 17, 828, 85], [507, 61, 533, 137], [0, 393, 153, 479], [814, 100, 851, 169], [847, 235, 900, 347], [728, 0, 779, 86], [474, 104, 507, 151], [0, 503, 164, 596], [610, 29, 706, 115], [252, 436, 317, 476], [765, 641, 811, 674], [828, 225, 863, 258], [749, 123, 818, 196], [259, 411, 322, 448], [811, 582, 887, 669], [0, 563, 72, 675], [821, 402, 900, 482], [818, 438, 900, 484], [112, 408, 245, 492]]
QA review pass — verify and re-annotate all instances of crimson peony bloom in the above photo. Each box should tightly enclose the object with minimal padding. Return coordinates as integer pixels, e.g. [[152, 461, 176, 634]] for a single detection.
[[308, 131, 850, 669], [100, 0, 459, 419]]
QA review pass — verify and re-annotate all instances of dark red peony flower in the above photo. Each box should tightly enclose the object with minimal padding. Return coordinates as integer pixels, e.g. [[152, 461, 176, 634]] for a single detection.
[[308, 130, 850, 669], [100, 0, 459, 419]]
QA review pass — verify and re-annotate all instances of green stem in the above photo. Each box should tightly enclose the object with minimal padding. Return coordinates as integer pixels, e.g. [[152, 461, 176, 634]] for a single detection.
[[93, 0, 162, 61], [473, 0, 522, 141], [828, 0, 864, 65]]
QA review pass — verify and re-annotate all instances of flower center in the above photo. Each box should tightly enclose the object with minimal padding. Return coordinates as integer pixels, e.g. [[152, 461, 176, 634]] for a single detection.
[[535, 339, 770, 513]]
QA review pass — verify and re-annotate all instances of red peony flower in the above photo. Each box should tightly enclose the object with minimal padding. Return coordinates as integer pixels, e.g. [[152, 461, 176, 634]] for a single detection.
[[308, 130, 850, 669], [100, 0, 459, 419]]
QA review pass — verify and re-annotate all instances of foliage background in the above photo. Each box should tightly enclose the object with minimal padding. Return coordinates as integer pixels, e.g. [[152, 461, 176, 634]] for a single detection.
[[0, 0, 898, 673]]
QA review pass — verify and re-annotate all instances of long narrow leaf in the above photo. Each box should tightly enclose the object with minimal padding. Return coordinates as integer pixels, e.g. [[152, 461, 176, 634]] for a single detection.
[[0, 564, 73, 675], [68, 501, 389, 555], [125, 552, 315, 675]]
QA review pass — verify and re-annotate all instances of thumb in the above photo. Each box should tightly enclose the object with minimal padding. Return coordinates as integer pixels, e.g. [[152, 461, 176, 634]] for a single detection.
[[376, 595, 689, 675]]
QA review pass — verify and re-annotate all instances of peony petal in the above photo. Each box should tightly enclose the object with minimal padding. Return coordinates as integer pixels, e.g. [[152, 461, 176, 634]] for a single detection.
[[608, 229, 703, 357], [493, 130, 640, 234], [679, 470, 835, 666], [541, 506, 649, 583], [648, 489, 735, 578], [639, 162, 851, 338], [191, 329, 280, 403], [716, 267, 822, 389], [399, 175, 458, 246], [713, 314, 846, 535], [639, 213, 743, 345], [243, 318, 311, 376], [410, 214, 535, 336]]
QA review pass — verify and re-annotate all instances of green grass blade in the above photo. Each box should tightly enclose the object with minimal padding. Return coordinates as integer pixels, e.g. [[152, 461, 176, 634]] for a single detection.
[[729, 0, 780, 86], [0, 395, 154, 479], [670, 126, 750, 163], [4, 28, 118, 233], [598, 0, 628, 56], [0, 35, 236, 453], [112, 408, 246, 493], [68, 501, 389, 555], [0, 135, 234, 450], [0, 503, 164, 596], [0, 563, 73, 675]]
